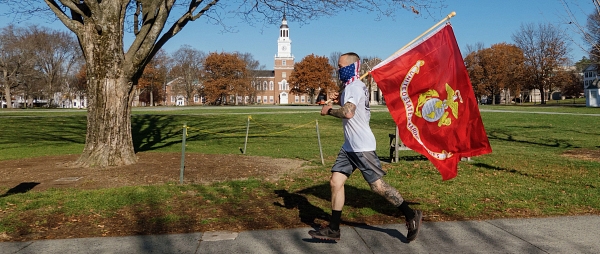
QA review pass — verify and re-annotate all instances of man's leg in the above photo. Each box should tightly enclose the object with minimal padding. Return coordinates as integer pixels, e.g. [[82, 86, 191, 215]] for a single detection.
[[368, 178, 404, 207], [329, 172, 347, 230], [369, 178, 423, 242], [331, 172, 348, 211], [309, 147, 353, 241], [308, 172, 347, 240]]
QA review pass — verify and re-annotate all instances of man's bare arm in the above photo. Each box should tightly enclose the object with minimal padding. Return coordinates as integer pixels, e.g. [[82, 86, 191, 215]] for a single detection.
[[329, 102, 356, 119]]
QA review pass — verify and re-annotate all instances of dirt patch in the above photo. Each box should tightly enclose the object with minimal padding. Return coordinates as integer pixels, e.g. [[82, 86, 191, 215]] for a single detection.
[[1, 153, 328, 241], [0, 152, 307, 192], [561, 148, 600, 162]]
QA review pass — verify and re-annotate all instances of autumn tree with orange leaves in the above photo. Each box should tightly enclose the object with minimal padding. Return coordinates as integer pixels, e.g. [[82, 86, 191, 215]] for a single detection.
[[137, 49, 168, 106], [203, 52, 250, 105], [464, 43, 525, 104], [289, 54, 336, 104]]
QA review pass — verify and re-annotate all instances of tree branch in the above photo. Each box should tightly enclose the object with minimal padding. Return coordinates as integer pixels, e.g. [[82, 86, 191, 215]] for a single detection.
[[155, 0, 218, 52], [43, 0, 83, 33], [125, 0, 177, 77]]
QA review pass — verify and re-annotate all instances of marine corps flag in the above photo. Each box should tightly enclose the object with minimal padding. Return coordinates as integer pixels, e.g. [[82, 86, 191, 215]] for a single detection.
[[370, 23, 491, 180]]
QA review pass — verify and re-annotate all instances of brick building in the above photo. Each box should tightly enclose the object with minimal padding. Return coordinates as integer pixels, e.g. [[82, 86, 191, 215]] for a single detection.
[[164, 15, 315, 106]]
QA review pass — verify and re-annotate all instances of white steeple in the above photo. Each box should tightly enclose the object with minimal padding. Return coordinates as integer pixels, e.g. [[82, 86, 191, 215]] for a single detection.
[[277, 14, 292, 58]]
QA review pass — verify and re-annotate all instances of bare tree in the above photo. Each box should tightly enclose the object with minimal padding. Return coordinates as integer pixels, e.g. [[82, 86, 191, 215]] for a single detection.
[[2, 0, 442, 167], [463, 42, 485, 58], [361, 56, 382, 103], [329, 51, 343, 88], [560, 0, 600, 62], [512, 23, 570, 104], [25, 26, 81, 107], [237, 52, 262, 105], [169, 45, 205, 106], [0, 25, 35, 108]]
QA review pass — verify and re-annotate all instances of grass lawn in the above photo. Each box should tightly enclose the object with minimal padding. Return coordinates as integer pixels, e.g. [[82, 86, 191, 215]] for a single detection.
[[0, 104, 599, 240]]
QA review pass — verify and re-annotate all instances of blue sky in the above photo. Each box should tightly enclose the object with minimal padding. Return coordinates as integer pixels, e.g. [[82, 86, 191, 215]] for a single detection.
[[0, 0, 593, 69]]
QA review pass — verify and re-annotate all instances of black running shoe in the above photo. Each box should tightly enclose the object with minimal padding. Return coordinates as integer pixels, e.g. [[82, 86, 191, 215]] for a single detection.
[[406, 210, 423, 242], [308, 226, 340, 240]]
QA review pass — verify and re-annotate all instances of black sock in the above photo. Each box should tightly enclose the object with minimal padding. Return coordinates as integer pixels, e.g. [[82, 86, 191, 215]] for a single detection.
[[398, 202, 415, 221], [330, 210, 342, 231]]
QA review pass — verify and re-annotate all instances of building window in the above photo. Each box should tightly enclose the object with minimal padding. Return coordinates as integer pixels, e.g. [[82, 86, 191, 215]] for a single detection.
[[280, 80, 289, 91], [269, 96, 274, 102], [295, 96, 299, 102], [270, 81, 274, 90], [301, 96, 305, 102], [263, 81, 267, 91], [256, 96, 261, 103], [282, 60, 286, 66], [194, 95, 199, 102], [282, 72, 286, 78], [171, 96, 175, 102]]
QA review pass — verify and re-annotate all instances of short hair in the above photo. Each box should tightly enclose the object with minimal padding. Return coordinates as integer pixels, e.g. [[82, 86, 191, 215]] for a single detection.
[[341, 52, 360, 63]]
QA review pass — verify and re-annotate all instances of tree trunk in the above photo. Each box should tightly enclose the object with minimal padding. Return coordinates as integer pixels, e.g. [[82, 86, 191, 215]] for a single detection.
[[3, 70, 12, 109], [150, 90, 154, 106], [74, 9, 137, 167], [76, 76, 137, 167], [540, 84, 546, 104]]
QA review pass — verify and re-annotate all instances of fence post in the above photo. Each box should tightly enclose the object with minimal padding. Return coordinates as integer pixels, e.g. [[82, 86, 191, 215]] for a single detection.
[[180, 123, 187, 184], [316, 120, 325, 165], [243, 116, 250, 154], [395, 125, 399, 163]]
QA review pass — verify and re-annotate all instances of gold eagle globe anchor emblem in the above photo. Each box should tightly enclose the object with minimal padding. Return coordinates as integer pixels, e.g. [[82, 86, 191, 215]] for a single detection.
[[415, 83, 464, 127]]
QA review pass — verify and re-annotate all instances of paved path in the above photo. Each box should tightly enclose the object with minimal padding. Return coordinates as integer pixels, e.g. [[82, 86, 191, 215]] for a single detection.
[[2, 215, 598, 253]]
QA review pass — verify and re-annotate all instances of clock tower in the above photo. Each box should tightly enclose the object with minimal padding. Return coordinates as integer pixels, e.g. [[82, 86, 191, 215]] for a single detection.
[[274, 14, 294, 104], [277, 15, 292, 57]]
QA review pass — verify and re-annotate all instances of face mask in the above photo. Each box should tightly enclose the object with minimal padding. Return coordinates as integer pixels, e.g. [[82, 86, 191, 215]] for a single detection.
[[338, 61, 360, 85]]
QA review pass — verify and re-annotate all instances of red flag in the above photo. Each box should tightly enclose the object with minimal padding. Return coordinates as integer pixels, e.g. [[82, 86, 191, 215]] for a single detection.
[[370, 24, 491, 180]]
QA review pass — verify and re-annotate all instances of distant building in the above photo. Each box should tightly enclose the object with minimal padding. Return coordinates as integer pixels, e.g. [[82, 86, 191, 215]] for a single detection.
[[163, 15, 311, 106], [162, 15, 385, 106], [253, 14, 307, 105], [163, 77, 205, 106], [583, 64, 599, 107]]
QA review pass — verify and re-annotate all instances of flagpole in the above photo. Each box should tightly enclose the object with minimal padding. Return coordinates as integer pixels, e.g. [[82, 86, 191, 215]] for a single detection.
[[360, 11, 456, 80]]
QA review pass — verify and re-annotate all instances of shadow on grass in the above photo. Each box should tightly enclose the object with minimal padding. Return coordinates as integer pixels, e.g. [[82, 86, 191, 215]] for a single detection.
[[275, 187, 410, 242], [275, 184, 411, 223], [472, 162, 519, 173], [131, 114, 262, 153], [0, 182, 40, 197], [380, 155, 428, 164], [131, 115, 182, 152], [474, 162, 598, 189], [486, 130, 579, 149]]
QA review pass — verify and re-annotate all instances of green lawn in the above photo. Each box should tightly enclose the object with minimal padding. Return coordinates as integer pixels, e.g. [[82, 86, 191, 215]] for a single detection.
[[0, 105, 599, 238]]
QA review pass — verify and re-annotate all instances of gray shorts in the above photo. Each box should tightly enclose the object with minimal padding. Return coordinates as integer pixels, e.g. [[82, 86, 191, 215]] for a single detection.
[[331, 149, 386, 184]]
